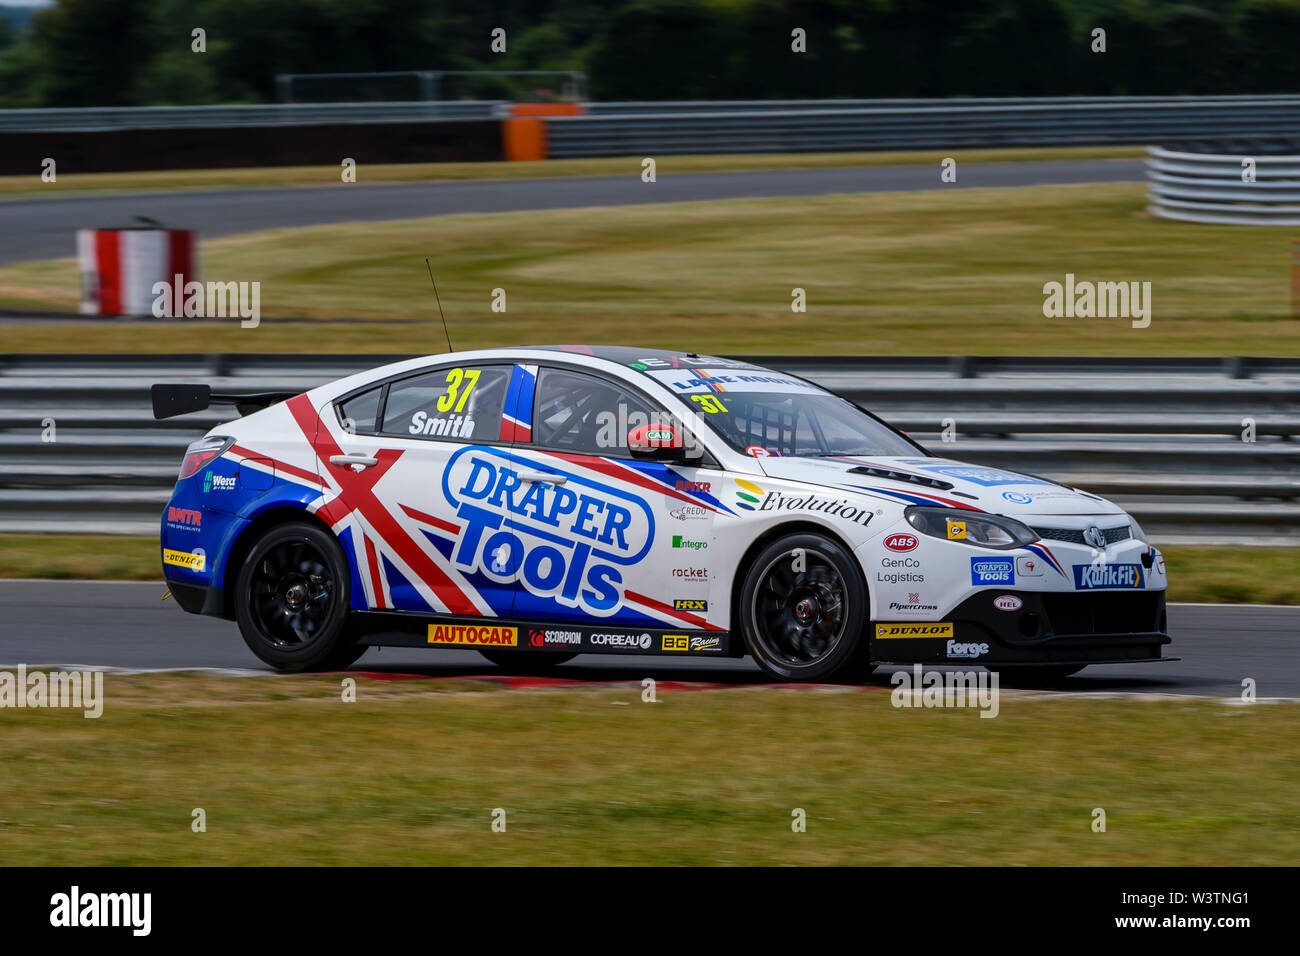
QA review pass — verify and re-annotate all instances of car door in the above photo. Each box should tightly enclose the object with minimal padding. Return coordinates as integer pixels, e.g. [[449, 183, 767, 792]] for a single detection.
[[505, 363, 726, 632], [322, 362, 522, 619]]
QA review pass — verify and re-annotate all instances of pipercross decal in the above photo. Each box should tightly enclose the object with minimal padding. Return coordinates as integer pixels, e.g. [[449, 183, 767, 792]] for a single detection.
[[441, 447, 655, 616]]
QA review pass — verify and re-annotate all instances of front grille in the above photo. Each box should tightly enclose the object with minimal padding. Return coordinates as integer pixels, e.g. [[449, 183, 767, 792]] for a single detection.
[[1032, 524, 1131, 546], [1040, 592, 1163, 636]]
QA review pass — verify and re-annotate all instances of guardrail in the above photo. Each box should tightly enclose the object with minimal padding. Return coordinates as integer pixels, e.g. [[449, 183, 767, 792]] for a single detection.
[[547, 97, 1300, 156], [1146, 146, 1300, 225], [0, 355, 1295, 543], [0, 101, 508, 132], [6, 96, 1300, 155]]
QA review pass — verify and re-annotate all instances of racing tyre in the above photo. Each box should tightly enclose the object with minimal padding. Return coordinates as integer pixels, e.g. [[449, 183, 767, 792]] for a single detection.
[[234, 521, 362, 672], [988, 664, 1085, 686], [478, 650, 576, 673], [740, 532, 870, 682]]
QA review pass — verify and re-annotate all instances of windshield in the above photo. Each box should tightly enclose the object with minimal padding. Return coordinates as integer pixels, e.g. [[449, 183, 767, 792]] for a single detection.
[[645, 366, 921, 459]]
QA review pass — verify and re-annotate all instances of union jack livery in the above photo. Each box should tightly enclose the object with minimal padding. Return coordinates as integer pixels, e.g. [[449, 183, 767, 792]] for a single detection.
[[154, 346, 1173, 681]]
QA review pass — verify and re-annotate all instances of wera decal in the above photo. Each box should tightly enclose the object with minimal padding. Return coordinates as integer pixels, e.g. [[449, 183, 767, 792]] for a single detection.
[[427, 624, 518, 646], [875, 623, 954, 639]]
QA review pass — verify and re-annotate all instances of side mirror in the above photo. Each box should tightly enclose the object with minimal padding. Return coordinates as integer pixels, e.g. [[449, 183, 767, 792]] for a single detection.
[[627, 422, 686, 460]]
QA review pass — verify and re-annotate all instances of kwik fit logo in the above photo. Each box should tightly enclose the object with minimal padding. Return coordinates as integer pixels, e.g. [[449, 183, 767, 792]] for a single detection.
[[1073, 563, 1143, 590]]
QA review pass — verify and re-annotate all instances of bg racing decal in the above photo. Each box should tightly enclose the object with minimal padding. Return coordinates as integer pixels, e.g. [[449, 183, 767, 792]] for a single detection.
[[441, 447, 654, 616]]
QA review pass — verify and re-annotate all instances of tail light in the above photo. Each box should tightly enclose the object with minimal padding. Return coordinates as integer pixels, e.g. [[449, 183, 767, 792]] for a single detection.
[[178, 435, 234, 479]]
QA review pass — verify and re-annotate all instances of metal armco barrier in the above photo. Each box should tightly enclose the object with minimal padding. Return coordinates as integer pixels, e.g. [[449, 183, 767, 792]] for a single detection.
[[1147, 146, 1300, 225], [7, 95, 1300, 156], [546, 96, 1300, 157], [0, 101, 509, 132], [0, 355, 1295, 543]]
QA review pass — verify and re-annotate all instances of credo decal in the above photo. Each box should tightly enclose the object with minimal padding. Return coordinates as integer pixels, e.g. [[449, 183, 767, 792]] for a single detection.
[[441, 447, 654, 616]]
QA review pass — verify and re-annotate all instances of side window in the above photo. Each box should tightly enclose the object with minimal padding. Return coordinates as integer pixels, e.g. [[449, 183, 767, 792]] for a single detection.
[[380, 365, 511, 442], [336, 386, 383, 435], [532, 367, 659, 457]]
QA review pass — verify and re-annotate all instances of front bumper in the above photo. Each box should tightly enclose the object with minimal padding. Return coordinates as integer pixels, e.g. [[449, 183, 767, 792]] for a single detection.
[[869, 589, 1172, 665]]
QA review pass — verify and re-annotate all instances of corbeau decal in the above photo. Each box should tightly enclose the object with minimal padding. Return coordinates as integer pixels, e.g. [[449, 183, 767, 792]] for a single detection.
[[441, 447, 655, 616]]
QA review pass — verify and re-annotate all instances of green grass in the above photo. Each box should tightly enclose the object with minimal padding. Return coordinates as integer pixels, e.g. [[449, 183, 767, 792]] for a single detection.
[[1, 534, 1296, 605], [1, 181, 1294, 355], [0, 146, 1142, 197], [0, 674, 1295, 865]]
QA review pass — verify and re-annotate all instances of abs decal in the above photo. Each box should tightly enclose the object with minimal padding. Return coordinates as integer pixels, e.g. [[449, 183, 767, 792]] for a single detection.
[[441, 446, 654, 617]]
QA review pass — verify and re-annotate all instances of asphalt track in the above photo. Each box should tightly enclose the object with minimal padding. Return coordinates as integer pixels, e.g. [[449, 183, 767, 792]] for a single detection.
[[3, 580, 1295, 697], [0, 158, 1144, 268]]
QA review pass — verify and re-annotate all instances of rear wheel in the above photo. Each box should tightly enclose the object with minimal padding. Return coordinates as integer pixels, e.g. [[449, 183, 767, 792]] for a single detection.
[[478, 650, 576, 673], [739, 532, 870, 682], [234, 521, 363, 672]]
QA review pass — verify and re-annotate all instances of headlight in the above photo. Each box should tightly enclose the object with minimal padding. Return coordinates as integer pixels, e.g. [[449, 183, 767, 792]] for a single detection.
[[905, 506, 1039, 550]]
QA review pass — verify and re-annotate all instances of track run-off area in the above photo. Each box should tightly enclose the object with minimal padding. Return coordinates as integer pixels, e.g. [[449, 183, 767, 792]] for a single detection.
[[2, 580, 1295, 698]]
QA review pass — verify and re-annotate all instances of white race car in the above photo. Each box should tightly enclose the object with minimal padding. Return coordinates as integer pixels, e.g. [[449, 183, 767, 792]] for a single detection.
[[153, 346, 1172, 682]]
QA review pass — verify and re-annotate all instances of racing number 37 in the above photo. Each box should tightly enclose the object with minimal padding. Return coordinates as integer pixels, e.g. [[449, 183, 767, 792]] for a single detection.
[[437, 368, 480, 413]]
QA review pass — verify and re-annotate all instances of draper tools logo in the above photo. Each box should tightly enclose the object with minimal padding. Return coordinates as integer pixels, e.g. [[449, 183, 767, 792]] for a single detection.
[[971, 557, 1015, 585], [442, 448, 654, 616], [1074, 563, 1144, 590]]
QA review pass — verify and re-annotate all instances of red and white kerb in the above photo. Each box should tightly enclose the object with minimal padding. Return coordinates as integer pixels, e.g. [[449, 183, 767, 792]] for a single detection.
[[77, 228, 196, 317]]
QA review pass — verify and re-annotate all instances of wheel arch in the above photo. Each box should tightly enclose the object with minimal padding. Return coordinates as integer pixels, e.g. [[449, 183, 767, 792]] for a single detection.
[[219, 505, 339, 619], [728, 519, 871, 654]]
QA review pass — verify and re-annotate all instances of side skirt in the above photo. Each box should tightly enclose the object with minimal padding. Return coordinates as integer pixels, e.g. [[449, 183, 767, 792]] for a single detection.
[[350, 610, 732, 657]]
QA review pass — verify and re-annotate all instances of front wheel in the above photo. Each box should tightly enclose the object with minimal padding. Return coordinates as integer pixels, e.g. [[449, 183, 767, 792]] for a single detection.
[[234, 521, 363, 672], [739, 532, 870, 682]]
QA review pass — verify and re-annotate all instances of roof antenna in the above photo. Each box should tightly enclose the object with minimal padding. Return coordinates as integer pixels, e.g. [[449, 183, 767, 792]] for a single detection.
[[425, 258, 453, 353]]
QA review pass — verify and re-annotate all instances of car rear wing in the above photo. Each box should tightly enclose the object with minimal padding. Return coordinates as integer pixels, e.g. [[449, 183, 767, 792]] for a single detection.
[[151, 383, 299, 420]]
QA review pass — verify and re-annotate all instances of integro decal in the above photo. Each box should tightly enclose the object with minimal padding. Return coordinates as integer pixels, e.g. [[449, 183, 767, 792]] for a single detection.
[[441, 447, 655, 616]]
